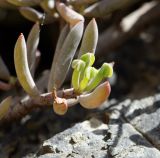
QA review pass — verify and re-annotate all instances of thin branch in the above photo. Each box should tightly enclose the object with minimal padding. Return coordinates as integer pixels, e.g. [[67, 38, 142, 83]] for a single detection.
[[0, 88, 77, 124]]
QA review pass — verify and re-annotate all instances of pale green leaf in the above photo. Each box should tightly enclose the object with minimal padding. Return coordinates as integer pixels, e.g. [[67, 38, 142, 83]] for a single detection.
[[14, 33, 39, 97], [78, 18, 98, 57]]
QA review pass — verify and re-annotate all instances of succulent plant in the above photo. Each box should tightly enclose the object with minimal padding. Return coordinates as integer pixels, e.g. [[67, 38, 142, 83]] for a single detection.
[[0, 1, 114, 123]]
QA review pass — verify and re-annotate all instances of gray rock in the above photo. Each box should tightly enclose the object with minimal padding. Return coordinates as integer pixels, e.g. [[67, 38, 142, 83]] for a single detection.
[[36, 118, 109, 158], [113, 94, 160, 150], [108, 110, 160, 158], [33, 93, 160, 158], [36, 114, 160, 158]]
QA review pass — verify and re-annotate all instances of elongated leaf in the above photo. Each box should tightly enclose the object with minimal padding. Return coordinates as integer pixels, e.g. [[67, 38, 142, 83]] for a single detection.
[[0, 0, 16, 9], [53, 25, 69, 65], [20, 7, 43, 22], [78, 18, 98, 57], [85, 63, 113, 92], [49, 25, 69, 88], [14, 33, 39, 97], [30, 50, 41, 76], [19, 7, 56, 24], [0, 56, 10, 81], [56, 2, 84, 27], [48, 21, 84, 91], [0, 96, 12, 120], [79, 81, 111, 109], [7, 0, 37, 6], [84, 0, 140, 17], [121, 1, 157, 32], [27, 23, 40, 70]]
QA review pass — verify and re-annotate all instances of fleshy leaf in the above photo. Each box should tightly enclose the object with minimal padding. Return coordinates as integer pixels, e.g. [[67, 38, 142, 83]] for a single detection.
[[19, 7, 55, 24], [99, 63, 113, 78], [79, 81, 111, 109], [14, 33, 39, 97], [27, 23, 40, 72], [71, 60, 85, 91], [56, 2, 84, 27], [49, 25, 69, 76], [90, 67, 98, 78], [78, 18, 98, 57], [7, 0, 37, 6], [48, 21, 84, 91], [72, 59, 85, 71], [78, 66, 92, 92], [85, 63, 113, 92], [80, 53, 95, 66], [48, 24, 69, 91], [20, 7, 43, 22]]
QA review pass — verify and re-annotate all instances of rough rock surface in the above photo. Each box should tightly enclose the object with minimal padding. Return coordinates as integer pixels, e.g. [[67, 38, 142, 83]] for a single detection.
[[33, 93, 160, 158], [111, 94, 160, 150], [108, 110, 160, 158], [36, 118, 108, 158], [35, 92, 160, 158]]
